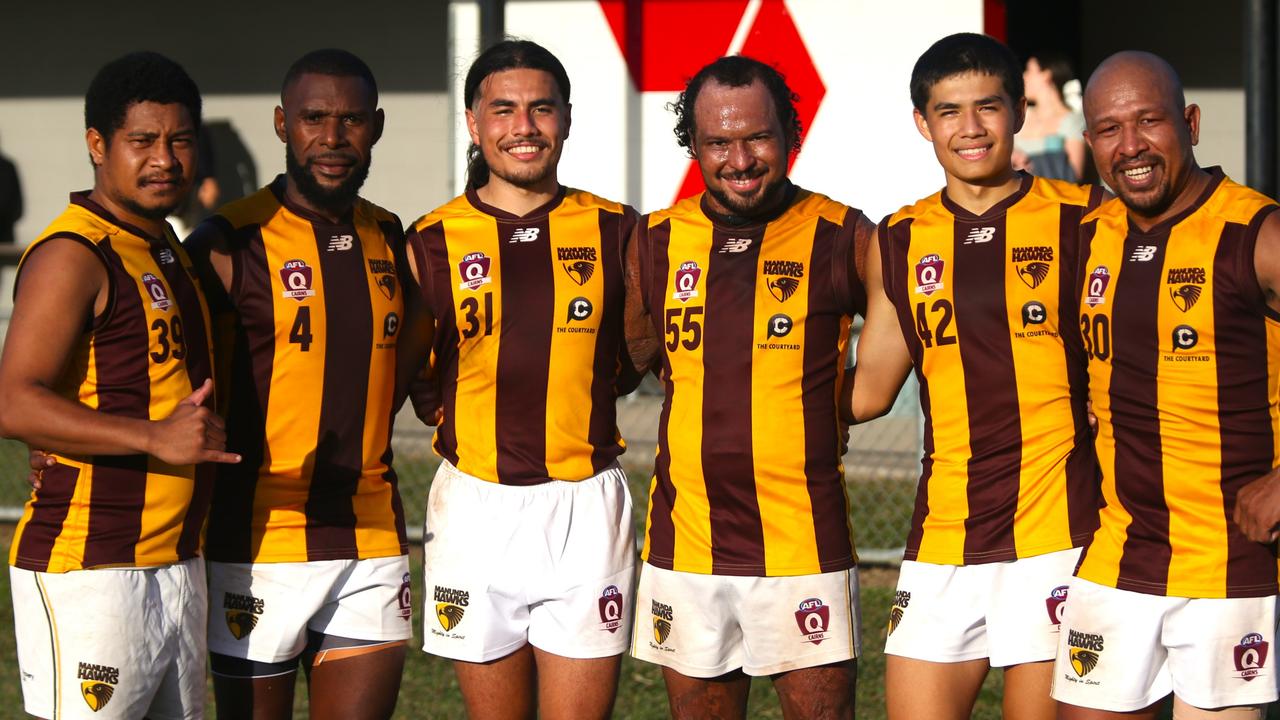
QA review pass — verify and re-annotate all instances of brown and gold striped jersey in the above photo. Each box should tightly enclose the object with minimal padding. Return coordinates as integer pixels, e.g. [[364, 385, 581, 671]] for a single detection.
[[10, 193, 214, 573], [407, 186, 637, 485], [195, 177, 407, 563], [1076, 168, 1280, 598], [881, 174, 1104, 565], [638, 185, 867, 577]]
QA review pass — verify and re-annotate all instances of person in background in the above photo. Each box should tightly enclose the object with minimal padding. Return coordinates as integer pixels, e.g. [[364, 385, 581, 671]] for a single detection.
[[1014, 51, 1087, 182]]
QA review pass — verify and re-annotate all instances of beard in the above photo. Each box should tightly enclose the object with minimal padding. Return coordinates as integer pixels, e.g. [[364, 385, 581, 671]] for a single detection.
[[119, 179, 186, 221], [1110, 154, 1176, 218], [485, 148, 556, 190], [285, 144, 370, 214], [707, 171, 789, 219]]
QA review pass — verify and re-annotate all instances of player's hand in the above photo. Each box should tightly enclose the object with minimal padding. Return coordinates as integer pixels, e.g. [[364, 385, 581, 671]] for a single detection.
[[148, 379, 241, 466], [1234, 468, 1280, 543], [27, 448, 56, 490], [1087, 400, 1098, 437]]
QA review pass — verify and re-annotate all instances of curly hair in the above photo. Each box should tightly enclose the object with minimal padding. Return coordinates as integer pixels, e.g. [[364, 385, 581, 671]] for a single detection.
[[84, 52, 201, 139], [669, 55, 803, 159]]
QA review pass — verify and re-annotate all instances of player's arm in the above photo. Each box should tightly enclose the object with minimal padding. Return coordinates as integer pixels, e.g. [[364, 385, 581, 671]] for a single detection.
[[840, 227, 913, 424], [399, 230, 440, 426], [623, 219, 660, 375], [0, 238, 237, 465], [1234, 209, 1280, 542]]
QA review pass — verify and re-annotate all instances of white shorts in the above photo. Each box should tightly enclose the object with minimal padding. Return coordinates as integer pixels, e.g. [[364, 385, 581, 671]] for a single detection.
[[11, 557, 207, 720], [1051, 577, 1280, 712], [884, 547, 1081, 667], [421, 459, 636, 662], [207, 554, 413, 665], [630, 563, 861, 677]]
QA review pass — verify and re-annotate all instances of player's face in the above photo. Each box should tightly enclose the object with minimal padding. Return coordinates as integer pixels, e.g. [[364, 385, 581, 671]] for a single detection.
[[1084, 71, 1199, 220], [277, 72, 382, 212], [914, 72, 1024, 187], [693, 79, 791, 218], [467, 68, 570, 191], [88, 101, 197, 222]]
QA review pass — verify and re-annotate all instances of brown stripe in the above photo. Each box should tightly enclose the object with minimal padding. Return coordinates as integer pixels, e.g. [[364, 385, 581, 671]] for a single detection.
[[953, 215, 1022, 561], [703, 224, 765, 574], [153, 239, 214, 558], [1110, 230, 1170, 594], [803, 216, 856, 571], [589, 208, 628, 473], [494, 216, 553, 484], [206, 225, 272, 562], [1215, 212, 1280, 595], [1059, 208, 1101, 544], [83, 238, 152, 568], [884, 219, 933, 561], [381, 219, 409, 551], [304, 220, 372, 556], [12, 464, 81, 570], [420, 221, 460, 467], [644, 221, 677, 566]]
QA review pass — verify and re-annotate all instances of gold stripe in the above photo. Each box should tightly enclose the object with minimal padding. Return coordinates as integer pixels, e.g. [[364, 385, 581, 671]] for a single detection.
[[34, 573, 60, 720]]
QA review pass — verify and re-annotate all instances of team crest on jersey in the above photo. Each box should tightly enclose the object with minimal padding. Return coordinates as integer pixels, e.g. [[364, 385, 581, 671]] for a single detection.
[[77, 662, 118, 712], [397, 573, 412, 621], [651, 599, 674, 646], [1234, 633, 1269, 681], [1045, 585, 1068, 626], [914, 254, 945, 295], [1067, 629, 1104, 677], [224, 591, 265, 640], [888, 590, 910, 636], [558, 247, 597, 286], [141, 272, 172, 310], [672, 261, 703, 302], [434, 585, 469, 633], [1085, 266, 1111, 307], [763, 260, 804, 302], [458, 252, 493, 291], [368, 258, 397, 300], [598, 585, 624, 633], [279, 259, 316, 300], [1166, 267, 1206, 312], [795, 598, 831, 645]]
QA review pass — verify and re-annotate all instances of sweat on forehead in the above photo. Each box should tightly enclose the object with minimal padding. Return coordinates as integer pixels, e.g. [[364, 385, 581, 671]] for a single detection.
[[1084, 51, 1186, 116]]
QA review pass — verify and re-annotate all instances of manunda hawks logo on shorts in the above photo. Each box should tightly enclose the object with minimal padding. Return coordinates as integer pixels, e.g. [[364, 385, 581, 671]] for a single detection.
[[1234, 633, 1270, 681], [651, 599, 674, 649], [794, 597, 830, 645], [224, 591, 265, 640], [598, 585, 624, 633], [434, 585, 469, 635], [78, 661, 119, 712]]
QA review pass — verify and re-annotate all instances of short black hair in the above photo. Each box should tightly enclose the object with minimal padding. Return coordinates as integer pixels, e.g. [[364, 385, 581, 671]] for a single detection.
[[671, 55, 802, 159], [281, 48, 378, 103], [84, 52, 202, 139], [463, 39, 571, 188], [910, 33, 1023, 113]]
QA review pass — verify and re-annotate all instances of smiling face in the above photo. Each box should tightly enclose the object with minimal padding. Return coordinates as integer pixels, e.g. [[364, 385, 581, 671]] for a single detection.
[[692, 79, 791, 218], [466, 68, 569, 193], [914, 71, 1024, 188], [88, 100, 197, 226], [1084, 63, 1199, 221], [276, 72, 382, 214]]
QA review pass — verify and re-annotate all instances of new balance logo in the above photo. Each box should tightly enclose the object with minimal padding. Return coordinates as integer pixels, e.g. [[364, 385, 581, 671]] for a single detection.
[[157, 249, 176, 264], [327, 234, 354, 252], [964, 226, 996, 245], [510, 227, 540, 243], [719, 238, 753, 253], [1129, 245, 1158, 262]]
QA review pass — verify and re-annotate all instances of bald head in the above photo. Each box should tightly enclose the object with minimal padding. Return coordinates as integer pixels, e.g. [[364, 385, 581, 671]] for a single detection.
[[1084, 51, 1185, 123]]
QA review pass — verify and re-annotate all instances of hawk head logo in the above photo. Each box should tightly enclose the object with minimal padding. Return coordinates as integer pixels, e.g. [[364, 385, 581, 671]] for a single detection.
[[82, 682, 115, 712], [768, 276, 801, 302], [226, 610, 258, 640], [888, 606, 904, 636], [437, 603, 465, 632], [653, 617, 672, 645], [563, 260, 595, 286], [1017, 261, 1051, 289], [377, 274, 397, 300], [1070, 648, 1100, 677], [1170, 284, 1202, 313]]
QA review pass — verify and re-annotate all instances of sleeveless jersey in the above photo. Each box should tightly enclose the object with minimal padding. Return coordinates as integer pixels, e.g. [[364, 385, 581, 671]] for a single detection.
[[197, 177, 408, 563], [881, 174, 1104, 565], [1076, 167, 1280, 598], [639, 187, 867, 577], [10, 193, 215, 573], [407, 186, 637, 485]]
